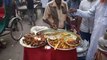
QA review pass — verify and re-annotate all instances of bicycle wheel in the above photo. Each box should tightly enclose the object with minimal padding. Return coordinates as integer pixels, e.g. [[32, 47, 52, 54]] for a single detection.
[[10, 17, 23, 41]]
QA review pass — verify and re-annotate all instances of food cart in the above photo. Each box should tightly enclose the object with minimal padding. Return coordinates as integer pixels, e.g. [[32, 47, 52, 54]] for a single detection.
[[19, 26, 89, 60]]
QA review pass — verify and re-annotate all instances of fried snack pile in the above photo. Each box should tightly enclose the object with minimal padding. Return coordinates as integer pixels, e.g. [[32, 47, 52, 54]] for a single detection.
[[46, 32, 80, 49], [23, 33, 46, 47]]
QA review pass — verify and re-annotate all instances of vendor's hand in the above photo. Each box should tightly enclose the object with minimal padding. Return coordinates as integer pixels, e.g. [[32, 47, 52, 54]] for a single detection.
[[50, 23, 58, 30], [69, 8, 77, 13], [74, 16, 82, 20]]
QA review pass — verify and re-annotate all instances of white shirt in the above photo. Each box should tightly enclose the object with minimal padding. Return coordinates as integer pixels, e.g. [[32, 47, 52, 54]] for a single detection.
[[79, 0, 97, 33], [75, 0, 107, 60], [41, 0, 49, 8]]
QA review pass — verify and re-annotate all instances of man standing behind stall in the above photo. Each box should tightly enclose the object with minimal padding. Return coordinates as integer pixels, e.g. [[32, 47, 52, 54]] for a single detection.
[[43, 0, 69, 29], [26, 0, 35, 26]]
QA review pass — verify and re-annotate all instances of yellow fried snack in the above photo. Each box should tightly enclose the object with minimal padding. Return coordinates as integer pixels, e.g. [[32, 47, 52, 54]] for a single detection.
[[45, 31, 80, 50]]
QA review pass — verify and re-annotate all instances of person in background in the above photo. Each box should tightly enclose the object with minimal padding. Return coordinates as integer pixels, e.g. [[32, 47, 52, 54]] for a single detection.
[[79, 0, 97, 43], [64, 0, 67, 1], [69, 0, 107, 60], [15, 0, 20, 6], [67, 0, 81, 21], [0, 0, 3, 6], [77, 0, 97, 60], [26, 0, 35, 26], [67, 0, 81, 9], [12, 0, 17, 17], [43, 0, 69, 29], [48, 0, 52, 2], [66, 0, 82, 33], [41, 0, 49, 14], [4, 0, 12, 16]]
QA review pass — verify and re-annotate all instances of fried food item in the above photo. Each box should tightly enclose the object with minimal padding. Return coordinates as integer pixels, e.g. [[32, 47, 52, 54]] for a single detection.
[[48, 37, 79, 49], [66, 39, 79, 46], [23, 33, 46, 47], [61, 32, 70, 36], [47, 31, 80, 50]]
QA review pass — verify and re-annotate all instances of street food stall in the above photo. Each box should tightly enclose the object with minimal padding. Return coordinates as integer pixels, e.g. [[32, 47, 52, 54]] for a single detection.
[[19, 26, 88, 60]]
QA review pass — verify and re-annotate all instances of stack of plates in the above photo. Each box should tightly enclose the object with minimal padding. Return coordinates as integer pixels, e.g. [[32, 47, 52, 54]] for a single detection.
[[77, 40, 89, 57], [30, 26, 49, 34]]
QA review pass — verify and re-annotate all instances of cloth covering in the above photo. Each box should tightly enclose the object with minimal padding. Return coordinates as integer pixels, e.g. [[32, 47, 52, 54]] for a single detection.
[[24, 47, 77, 60]]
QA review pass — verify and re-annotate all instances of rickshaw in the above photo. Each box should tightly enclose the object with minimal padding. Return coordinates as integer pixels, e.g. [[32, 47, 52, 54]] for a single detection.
[[17, 0, 39, 20], [0, 0, 23, 41]]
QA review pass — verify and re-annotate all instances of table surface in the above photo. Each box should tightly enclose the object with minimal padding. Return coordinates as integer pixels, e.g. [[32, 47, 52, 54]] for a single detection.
[[24, 47, 77, 60]]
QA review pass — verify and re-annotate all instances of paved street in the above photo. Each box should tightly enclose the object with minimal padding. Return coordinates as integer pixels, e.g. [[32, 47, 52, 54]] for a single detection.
[[0, 9, 47, 60]]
